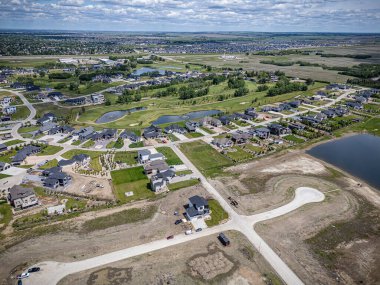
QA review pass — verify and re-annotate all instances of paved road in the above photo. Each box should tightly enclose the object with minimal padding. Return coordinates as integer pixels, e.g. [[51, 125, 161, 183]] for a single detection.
[[23, 186, 324, 285]]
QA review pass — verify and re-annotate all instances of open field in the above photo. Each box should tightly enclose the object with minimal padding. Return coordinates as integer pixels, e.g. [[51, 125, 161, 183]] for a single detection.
[[156, 146, 183, 165], [58, 231, 281, 285], [179, 140, 233, 177], [168, 178, 200, 191], [36, 145, 63, 156], [3, 139, 24, 146]]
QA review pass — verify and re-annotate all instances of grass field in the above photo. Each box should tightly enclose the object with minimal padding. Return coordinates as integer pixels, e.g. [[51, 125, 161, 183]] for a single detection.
[[81, 205, 157, 233], [205, 199, 229, 227], [39, 159, 58, 170], [11, 105, 30, 121], [0, 173, 11, 179], [185, 132, 204, 138], [129, 141, 144, 148], [111, 166, 153, 203], [4, 139, 24, 146], [156, 147, 183, 165], [168, 179, 200, 191], [179, 141, 233, 177], [106, 138, 124, 149], [0, 150, 17, 163], [224, 146, 252, 162], [283, 134, 306, 143], [82, 140, 95, 148], [114, 151, 137, 165], [37, 145, 63, 156], [0, 202, 13, 230], [18, 126, 39, 133], [61, 149, 102, 171]]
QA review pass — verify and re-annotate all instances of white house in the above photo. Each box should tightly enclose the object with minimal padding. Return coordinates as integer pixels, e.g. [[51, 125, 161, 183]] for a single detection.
[[3, 106, 16, 115]]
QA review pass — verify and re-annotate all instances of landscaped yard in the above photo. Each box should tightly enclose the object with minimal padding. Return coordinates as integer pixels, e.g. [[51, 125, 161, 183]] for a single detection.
[[11, 105, 30, 120], [168, 179, 200, 191], [114, 151, 137, 165], [106, 138, 124, 149], [283, 134, 306, 144], [180, 141, 233, 177], [61, 149, 102, 171], [4, 139, 24, 146], [129, 141, 144, 148], [37, 145, 63, 156], [82, 140, 95, 148], [205, 199, 229, 227], [0, 150, 17, 163], [111, 166, 153, 203], [185, 132, 204, 138], [39, 159, 58, 170], [156, 147, 183, 165]]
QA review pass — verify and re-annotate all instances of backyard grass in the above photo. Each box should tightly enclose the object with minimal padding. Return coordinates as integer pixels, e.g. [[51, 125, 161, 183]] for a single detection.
[[0, 150, 17, 163], [37, 145, 63, 156], [180, 141, 233, 177], [156, 147, 183, 165], [81, 205, 157, 233], [0, 173, 11, 179], [129, 141, 144, 148], [0, 202, 13, 230], [114, 151, 137, 165], [71, 139, 82, 146], [106, 138, 124, 149], [185, 132, 204, 138], [168, 179, 200, 191], [4, 139, 24, 146], [61, 149, 102, 171], [39, 159, 58, 170], [243, 144, 263, 153], [175, 169, 193, 176], [205, 199, 229, 227], [111, 166, 153, 203], [224, 146, 252, 162], [82, 140, 95, 148], [18, 125, 39, 133], [283, 134, 306, 143], [11, 106, 30, 121]]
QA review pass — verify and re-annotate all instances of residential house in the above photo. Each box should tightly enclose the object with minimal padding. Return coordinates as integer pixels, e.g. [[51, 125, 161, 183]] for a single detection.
[[65, 97, 86, 105], [143, 125, 163, 139], [289, 100, 301, 108], [47, 92, 64, 100], [42, 166, 62, 177], [255, 127, 270, 139], [185, 120, 199, 132], [321, 109, 336, 118], [48, 125, 74, 135], [268, 124, 291, 136], [0, 143, 7, 152], [288, 123, 305, 131], [185, 195, 210, 221], [12, 145, 41, 165], [25, 84, 40, 92], [150, 169, 175, 192], [47, 172, 71, 186], [219, 116, 231, 126], [8, 185, 38, 209], [74, 126, 95, 141], [0, 96, 12, 106], [3, 106, 16, 115], [201, 116, 222, 127], [57, 154, 90, 167], [91, 94, 105, 104], [119, 131, 140, 142], [37, 113, 56, 125], [231, 132, 251, 144], [10, 82, 25, 89], [212, 138, 233, 149], [164, 124, 187, 134], [38, 122, 58, 135], [144, 160, 169, 175], [346, 101, 363, 110], [43, 178, 60, 189], [0, 162, 10, 171]]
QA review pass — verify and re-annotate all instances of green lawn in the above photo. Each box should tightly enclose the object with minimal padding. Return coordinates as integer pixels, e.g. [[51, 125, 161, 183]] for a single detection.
[[0, 173, 11, 179], [81, 205, 157, 233], [39, 159, 58, 170], [37, 145, 63, 156], [175, 170, 193, 176], [351, 117, 380, 136], [179, 141, 233, 177], [18, 125, 39, 133], [11, 106, 30, 121], [4, 139, 24, 146], [205, 199, 229, 227], [106, 138, 124, 149], [185, 132, 204, 138], [199, 126, 215, 134], [71, 139, 82, 146], [224, 146, 252, 162], [156, 147, 183, 165], [129, 141, 144, 148], [168, 179, 200, 191], [243, 144, 262, 153], [61, 149, 102, 171], [114, 151, 137, 165], [0, 150, 17, 163], [111, 166, 153, 203], [283, 134, 306, 143], [82, 139, 95, 148], [0, 202, 13, 229], [57, 136, 72, 143]]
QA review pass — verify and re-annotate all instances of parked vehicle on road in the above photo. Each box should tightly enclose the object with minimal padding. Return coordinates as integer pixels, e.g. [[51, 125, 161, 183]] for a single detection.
[[17, 273, 29, 279], [174, 219, 182, 225], [166, 235, 174, 240], [28, 267, 40, 273], [185, 230, 192, 235], [195, 228, 202, 232]]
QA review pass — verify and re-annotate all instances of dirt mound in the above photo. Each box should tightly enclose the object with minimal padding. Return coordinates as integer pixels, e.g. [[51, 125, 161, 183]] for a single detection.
[[188, 251, 234, 280]]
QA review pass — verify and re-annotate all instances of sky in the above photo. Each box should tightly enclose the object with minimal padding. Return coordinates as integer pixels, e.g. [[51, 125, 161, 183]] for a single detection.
[[0, 0, 379, 33]]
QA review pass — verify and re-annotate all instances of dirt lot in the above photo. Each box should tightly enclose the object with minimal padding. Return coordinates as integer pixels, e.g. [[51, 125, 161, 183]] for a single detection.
[[211, 149, 380, 285], [0, 184, 211, 285], [58, 231, 282, 285], [64, 168, 114, 200]]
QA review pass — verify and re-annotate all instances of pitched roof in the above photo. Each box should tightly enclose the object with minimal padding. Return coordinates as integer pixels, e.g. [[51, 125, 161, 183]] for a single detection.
[[8, 185, 35, 201]]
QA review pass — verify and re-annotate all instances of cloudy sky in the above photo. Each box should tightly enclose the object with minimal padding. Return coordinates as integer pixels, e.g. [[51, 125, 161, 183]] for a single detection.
[[0, 0, 379, 32]]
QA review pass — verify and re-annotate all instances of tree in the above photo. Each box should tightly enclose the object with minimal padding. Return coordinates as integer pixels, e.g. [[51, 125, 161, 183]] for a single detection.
[[39, 71, 46, 78], [105, 99, 111, 106], [306, 78, 314, 85]]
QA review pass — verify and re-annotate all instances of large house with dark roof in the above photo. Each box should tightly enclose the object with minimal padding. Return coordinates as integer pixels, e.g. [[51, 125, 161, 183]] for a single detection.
[[8, 185, 38, 209], [185, 195, 210, 221], [143, 125, 163, 139]]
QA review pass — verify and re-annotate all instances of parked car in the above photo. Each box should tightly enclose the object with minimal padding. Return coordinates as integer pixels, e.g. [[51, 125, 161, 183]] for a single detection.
[[17, 280, 22, 285], [174, 220, 182, 225], [185, 230, 192, 235], [195, 228, 202, 232], [166, 235, 174, 240], [28, 267, 40, 273], [17, 273, 29, 279]]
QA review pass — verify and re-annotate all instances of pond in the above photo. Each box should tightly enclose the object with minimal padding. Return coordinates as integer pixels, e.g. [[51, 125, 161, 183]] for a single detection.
[[152, 110, 222, 125], [95, 107, 146, 124], [307, 134, 380, 190], [132, 67, 166, 76]]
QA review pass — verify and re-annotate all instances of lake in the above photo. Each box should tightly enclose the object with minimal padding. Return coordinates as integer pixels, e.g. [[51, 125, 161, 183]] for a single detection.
[[152, 110, 222, 125], [95, 107, 146, 123], [307, 134, 380, 190], [132, 67, 166, 76]]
